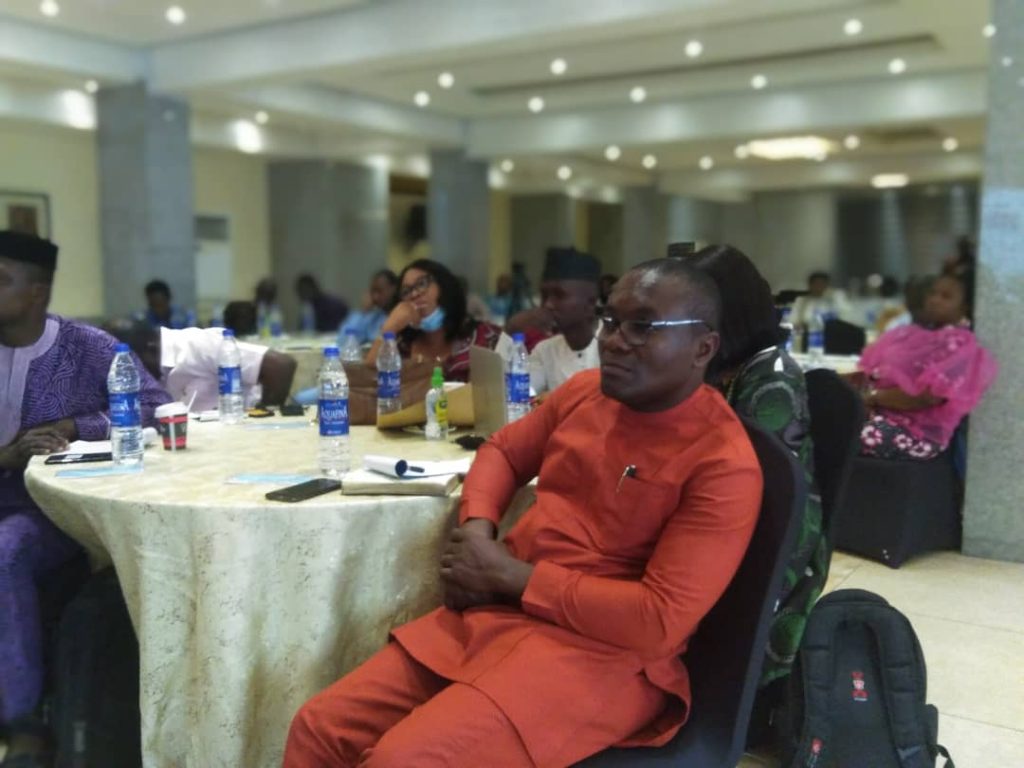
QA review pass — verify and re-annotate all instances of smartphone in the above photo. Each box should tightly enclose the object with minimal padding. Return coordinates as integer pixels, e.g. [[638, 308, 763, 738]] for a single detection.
[[265, 478, 341, 503], [45, 452, 113, 465], [279, 403, 306, 417]]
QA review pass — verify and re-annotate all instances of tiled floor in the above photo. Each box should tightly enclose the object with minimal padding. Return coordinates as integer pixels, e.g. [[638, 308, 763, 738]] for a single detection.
[[738, 550, 1024, 768]]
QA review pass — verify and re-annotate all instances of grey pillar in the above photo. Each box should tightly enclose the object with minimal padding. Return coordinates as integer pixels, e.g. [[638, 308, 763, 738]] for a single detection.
[[97, 83, 195, 317], [622, 186, 668, 271], [963, 0, 1024, 563], [268, 160, 388, 327], [587, 203, 624, 275], [428, 150, 491, 294], [509, 193, 576, 285]]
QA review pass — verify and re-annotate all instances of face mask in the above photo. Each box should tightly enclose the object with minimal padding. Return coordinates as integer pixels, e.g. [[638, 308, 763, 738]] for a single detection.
[[418, 306, 446, 332]]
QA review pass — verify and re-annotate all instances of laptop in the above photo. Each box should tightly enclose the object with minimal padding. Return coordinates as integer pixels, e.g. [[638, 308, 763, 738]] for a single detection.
[[470, 345, 508, 436]]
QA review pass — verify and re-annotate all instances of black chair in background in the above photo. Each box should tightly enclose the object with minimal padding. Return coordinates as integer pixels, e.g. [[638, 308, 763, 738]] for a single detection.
[[824, 319, 866, 355], [576, 420, 807, 768]]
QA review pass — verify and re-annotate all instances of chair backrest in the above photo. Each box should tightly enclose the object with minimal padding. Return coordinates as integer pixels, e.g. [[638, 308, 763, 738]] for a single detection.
[[804, 369, 865, 546], [577, 420, 807, 767], [824, 318, 866, 355]]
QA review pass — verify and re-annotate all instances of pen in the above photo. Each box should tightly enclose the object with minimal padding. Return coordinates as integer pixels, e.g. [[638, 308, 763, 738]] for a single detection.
[[616, 464, 637, 493], [406, 465, 426, 474]]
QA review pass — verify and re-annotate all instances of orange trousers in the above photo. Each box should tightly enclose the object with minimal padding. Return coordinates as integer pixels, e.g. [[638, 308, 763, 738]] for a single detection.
[[283, 642, 664, 767]]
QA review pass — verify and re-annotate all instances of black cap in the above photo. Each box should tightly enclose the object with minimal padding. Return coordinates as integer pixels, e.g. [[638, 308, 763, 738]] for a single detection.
[[541, 247, 600, 283], [0, 230, 58, 273], [666, 242, 697, 259]]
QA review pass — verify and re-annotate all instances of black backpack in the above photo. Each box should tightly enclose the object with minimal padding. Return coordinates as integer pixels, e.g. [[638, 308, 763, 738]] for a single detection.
[[778, 589, 954, 768]]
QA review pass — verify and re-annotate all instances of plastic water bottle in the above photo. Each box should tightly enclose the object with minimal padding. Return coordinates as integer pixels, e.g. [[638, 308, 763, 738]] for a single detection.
[[340, 329, 363, 363], [107, 343, 144, 466], [218, 329, 245, 424], [425, 366, 449, 441], [269, 306, 283, 337], [185, 308, 197, 328], [376, 332, 402, 417], [506, 332, 531, 423], [300, 302, 316, 333], [807, 312, 825, 363], [318, 347, 350, 477], [779, 307, 795, 354]]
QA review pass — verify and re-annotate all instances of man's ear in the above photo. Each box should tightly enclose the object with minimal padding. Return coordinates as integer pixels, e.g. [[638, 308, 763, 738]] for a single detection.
[[694, 331, 721, 369]]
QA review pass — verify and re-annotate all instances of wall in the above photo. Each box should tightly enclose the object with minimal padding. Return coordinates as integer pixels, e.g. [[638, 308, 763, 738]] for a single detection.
[[587, 202, 624, 275], [509, 193, 576, 283], [489, 189, 511, 292], [750, 190, 837, 292]]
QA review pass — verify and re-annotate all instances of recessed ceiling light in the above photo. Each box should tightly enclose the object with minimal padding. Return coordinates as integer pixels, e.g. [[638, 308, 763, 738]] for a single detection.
[[699, 156, 714, 171], [814, 153, 827, 162], [166, 5, 186, 25], [550, 58, 567, 76], [557, 165, 572, 181], [528, 96, 545, 113], [233, 120, 263, 154], [642, 154, 657, 170], [1002, 56, 1014, 68], [414, 91, 431, 107], [500, 159, 514, 173], [40, 0, 59, 17], [747, 136, 836, 160], [888, 58, 906, 75], [84, 79, 99, 94], [438, 72, 455, 89], [734, 144, 750, 159], [983, 23, 996, 38], [844, 18, 863, 36], [629, 86, 647, 103], [844, 134, 861, 150], [751, 74, 768, 90], [604, 145, 621, 161], [254, 110, 269, 125], [685, 40, 703, 58], [872, 173, 908, 189], [942, 137, 959, 152]]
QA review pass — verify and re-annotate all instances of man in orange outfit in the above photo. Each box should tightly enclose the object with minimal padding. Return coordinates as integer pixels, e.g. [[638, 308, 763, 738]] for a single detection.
[[284, 258, 763, 768]]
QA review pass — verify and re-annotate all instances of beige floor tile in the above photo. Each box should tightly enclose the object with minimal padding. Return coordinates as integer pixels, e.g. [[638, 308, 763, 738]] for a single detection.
[[837, 551, 1024, 633], [822, 550, 867, 594], [938, 714, 1024, 768]]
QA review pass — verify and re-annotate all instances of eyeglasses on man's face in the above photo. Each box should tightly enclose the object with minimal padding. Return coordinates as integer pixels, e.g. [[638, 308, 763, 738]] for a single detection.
[[400, 274, 434, 301], [596, 313, 712, 348]]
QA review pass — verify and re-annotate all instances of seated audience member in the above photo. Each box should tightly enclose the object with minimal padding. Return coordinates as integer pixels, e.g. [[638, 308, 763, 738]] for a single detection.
[[284, 259, 762, 768], [365, 259, 513, 382], [857, 270, 997, 460], [485, 273, 514, 323], [790, 270, 853, 327], [529, 247, 602, 395], [687, 243, 826, 688], [0, 231, 169, 764], [254, 277, 282, 332], [137, 278, 188, 330], [295, 274, 349, 333], [112, 321, 297, 410], [339, 270, 398, 344], [599, 273, 618, 307], [881, 275, 934, 332], [223, 300, 259, 337]]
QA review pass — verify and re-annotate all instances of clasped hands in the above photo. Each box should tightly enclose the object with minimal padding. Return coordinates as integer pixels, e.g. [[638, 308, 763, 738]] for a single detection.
[[0, 419, 76, 471], [440, 518, 533, 612]]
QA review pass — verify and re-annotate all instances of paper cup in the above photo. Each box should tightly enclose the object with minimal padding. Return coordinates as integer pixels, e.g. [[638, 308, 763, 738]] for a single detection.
[[155, 402, 189, 451]]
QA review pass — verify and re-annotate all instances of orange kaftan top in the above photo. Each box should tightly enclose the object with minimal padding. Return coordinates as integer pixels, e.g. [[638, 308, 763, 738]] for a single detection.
[[392, 371, 762, 765]]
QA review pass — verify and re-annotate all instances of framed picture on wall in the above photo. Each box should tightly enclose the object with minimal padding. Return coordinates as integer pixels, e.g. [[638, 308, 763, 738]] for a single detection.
[[0, 191, 52, 238]]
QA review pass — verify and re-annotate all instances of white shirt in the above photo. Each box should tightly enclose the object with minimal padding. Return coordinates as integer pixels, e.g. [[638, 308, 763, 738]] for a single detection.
[[529, 330, 600, 394], [160, 327, 267, 411]]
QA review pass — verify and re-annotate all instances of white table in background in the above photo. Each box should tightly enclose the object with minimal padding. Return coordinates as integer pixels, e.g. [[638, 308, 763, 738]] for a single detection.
[[790, 352, 861, 375]]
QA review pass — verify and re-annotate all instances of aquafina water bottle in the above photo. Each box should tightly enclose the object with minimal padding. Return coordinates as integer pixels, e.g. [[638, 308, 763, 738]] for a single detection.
[[108, 343, 144, 466], [318, 347, 350, 477], [807, 311, 825, 363], [506, 333, 531, 422], [218, 329, 245, 424], [340, 329, 363, 363], [376, 331, 402, 417]]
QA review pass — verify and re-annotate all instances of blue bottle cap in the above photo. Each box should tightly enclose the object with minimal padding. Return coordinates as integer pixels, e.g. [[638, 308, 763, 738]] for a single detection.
[[513, 333, 525, 343], [223, 329, 235, 337], [324, 346, 340, 357], [383, 331, 396, 340], [114, 343, 130, 353]]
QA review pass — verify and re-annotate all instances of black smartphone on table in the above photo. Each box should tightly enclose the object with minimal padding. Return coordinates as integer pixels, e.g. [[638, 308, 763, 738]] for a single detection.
[[265, 478, 341, 503], [45, 452, 113, 465]]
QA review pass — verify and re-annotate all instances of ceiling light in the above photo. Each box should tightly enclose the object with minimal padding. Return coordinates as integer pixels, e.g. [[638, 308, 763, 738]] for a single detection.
[[414, 91, 430, 107], [500, 159, 514, 173], [685, 40, 703, 58], [557, 165, 572, 181], [888, 58, 906, 75], [165, 5, 186, 25], [698, 156, 714, 171], [232, 120, 263, 154], [1002, 56, 1014, 67], [942, 137, 959, 152], [629, 86, 647, 103], [40, 0, 59, 16], [365, 155, 392, 170], [844, 134, 861, 150], [550, 58, 567, 76], [61, 90, 95, 129], [751, 74, 768, 90], [734, 144, 750, 159], [438, 72, 455, 89], [528, 96, 545, 113], [488, 168, 507, 189], [814, 153, 827, 162], [747, 135, 835, 160], [642, 154, 657, 169], [871, 173, 909, 189], [604, 145, 621, 161], [844, 18, 863, 36], [84, 79, 99, 94], [983, 23, 996, 38], [254, 110, 269, 125]]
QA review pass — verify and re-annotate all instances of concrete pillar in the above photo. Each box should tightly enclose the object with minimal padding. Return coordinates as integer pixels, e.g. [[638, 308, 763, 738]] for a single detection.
[[96, 83, 195, 317], [509, 193, 576, 285], [622, 186, 668, 270], [587, 202, 624, 275], [962, 0, 1024, 562], [428, 150, 491, 294], [267, 160, 388, 327]]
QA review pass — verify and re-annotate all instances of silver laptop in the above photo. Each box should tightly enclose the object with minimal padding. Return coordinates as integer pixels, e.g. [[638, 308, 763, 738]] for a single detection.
[[470, 345, 508, 436]]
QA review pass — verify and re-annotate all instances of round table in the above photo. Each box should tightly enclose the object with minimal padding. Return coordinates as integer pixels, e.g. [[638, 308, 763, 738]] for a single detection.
[[26, 420, 517, 768]]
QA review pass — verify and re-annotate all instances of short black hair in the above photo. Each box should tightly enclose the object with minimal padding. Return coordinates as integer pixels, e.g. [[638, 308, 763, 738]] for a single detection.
[[106, 318, 159, 355], [688, 245, 782, 380], [808, 271, 831, 284], [295, 274, 318, 290], [373, 269, 399, 286], [145, 279, 171, 298], [398, 259, 470, 343], [629, 257, 722, 330], [224, 301, 258, 336]]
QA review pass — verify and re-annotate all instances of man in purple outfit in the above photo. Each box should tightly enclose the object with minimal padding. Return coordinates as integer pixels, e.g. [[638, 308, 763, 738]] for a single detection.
[[0, 230, 169, 763]]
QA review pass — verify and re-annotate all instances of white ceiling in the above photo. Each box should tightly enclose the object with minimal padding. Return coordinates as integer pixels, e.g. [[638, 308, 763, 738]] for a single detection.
[[0, 0, 1006, 200]]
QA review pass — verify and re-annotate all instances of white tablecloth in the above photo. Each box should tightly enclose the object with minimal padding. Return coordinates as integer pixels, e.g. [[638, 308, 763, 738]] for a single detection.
[[25, 421, 522, 768]]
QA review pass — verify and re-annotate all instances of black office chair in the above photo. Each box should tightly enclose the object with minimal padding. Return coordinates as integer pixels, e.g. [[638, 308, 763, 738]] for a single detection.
[[575, 420, 807, 768], [804, 370, 865, 548], [824, 319, 866, 355]]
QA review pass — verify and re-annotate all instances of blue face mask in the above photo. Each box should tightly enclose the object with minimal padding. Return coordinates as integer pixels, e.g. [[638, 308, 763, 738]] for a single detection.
[[418, 306, 446, 332]]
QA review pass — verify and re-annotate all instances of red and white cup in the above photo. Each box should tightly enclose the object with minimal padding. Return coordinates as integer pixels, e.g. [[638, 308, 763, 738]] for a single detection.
[[155, 402, 189, 451]]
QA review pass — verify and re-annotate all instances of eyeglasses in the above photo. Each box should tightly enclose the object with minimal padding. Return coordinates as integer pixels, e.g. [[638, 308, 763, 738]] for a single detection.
[[399, 274, 434, 301], [597, 314, 711, 347]]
